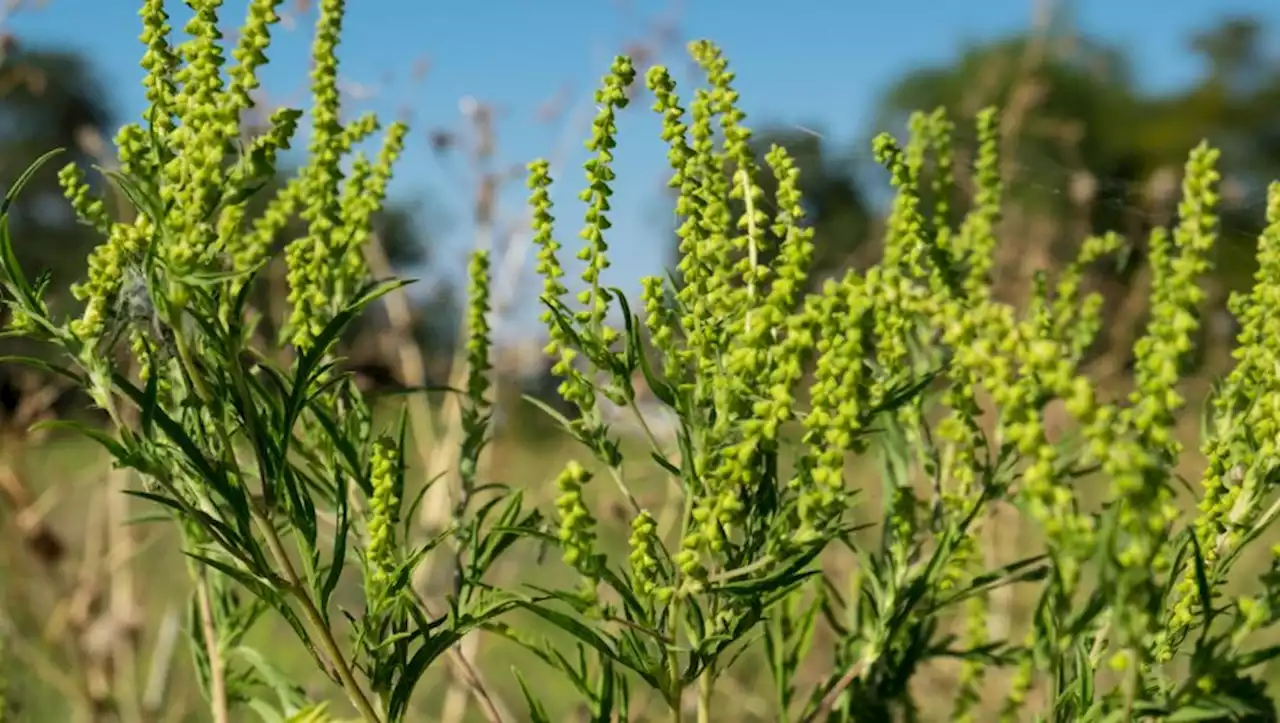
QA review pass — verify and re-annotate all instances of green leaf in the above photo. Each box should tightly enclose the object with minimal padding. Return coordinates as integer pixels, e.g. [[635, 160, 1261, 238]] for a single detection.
[[513, 670, 554, 723], [1164, 695, 1270, 722], [402, 470, 446, 534], [366, 383, 466, 401], [870, 367, 944, 416], [122, 512, 171, 526], [385, 596, 518, 721], [299, 279, 410, 375], [1072, 640, 1095, 708], [2, 149, 64, 219], [712, 546, 824, 597], [594, 565, 652, 628], [140, 345, 160, 438], [1187, 532, 1215, 641], [470, 492, 541, 579], [522, 393, 576, 431], [123, 490, 251, 564], [231, 646, 310, 716], [926, 555, 1049, 614], [0, 356, 84, 385], [650, 450, 682, 477], [486, 624, 600, 702], [611, 289, 641, 369], [112, 371, 243, 516], [0, 148, 64, 305], [29, 419, 130, 463], [187, 552, 316, 658], [540, 296, 591, 357], [247, 700, 285, 723], [592, 658, 617, 723], [1235, 644, 1280, 670], [511, 600, 659, 686], [304, 395, 367, 495], [185, 552, 281, 594], [97, 166, 166, 230], [393, 403, 410, 518], [225, 326, 280, 505], [319, 470, 349, 616], [1159, 531, 1194, 617]]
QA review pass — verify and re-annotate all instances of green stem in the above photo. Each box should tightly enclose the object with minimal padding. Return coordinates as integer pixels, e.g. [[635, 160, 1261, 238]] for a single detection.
[[173, 329, 215, 404], [696, 669, 713, 723], [668, 465, 700, 723], [604, 462, 643, 516], [704, 556, 774, 585], [164, 302, 377, 720], [1122, 647, 1139, 721], [668, 604, 683, 723], [667, 563, 685, 722], [254, 510, 383, 723], [193, 571, 230, 723]]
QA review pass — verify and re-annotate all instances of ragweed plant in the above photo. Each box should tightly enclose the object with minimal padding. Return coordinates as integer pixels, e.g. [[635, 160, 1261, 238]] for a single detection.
[[499, 39, 1280, 723], [6, 1, 1280, 720], [0, 1, 536, 722], [499, 45, 1029, 722]]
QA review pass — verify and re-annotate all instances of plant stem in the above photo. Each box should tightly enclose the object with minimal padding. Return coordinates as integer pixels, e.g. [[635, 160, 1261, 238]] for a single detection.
[[668, 594, 683, 723], [1088, 616, 1111, 666], [194, 575, 229, 723], [253, 510, 383, 723], [668, 462, 700, 723], [696, 669, 713, 723], [704, 556, 775, 584], [1123, 648, 1139, 721], [178, 320, 377, 721]]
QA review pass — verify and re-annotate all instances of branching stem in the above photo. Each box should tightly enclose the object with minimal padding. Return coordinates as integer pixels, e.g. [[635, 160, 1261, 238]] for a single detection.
[[253, 510, 383, 723]]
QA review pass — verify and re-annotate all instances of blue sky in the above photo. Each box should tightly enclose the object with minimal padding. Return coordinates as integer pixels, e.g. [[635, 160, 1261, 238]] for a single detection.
[[9, 0, 1280, 337]]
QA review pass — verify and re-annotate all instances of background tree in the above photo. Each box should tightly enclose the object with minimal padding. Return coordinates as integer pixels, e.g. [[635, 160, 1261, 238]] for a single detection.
[[1149, 16, 1280, 295], [871, 13, 1280, 376], [874, 30, 1147, 285], [0, 45, 118, 424], [0, 46, 113, 318]]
